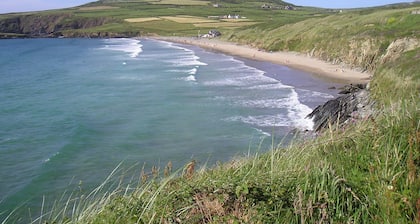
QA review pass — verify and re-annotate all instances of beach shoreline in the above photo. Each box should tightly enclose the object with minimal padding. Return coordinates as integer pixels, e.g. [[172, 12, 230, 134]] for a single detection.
[[152, 36, 372, 84]]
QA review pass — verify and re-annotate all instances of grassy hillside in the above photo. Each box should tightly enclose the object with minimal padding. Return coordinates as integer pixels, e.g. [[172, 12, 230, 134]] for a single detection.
[[1, 1, 419, 223], [224, 6, 420, 72], [0, 0, 326, 37]]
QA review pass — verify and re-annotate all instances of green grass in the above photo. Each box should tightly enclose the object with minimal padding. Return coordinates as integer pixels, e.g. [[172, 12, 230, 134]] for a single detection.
[[1, 1, 420, 223], [0, 0, 330, 37], [223, 6, 420, 71]]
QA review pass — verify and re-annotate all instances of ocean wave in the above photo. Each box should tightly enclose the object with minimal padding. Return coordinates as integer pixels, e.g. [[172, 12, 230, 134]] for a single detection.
[[224, 88, 313, 130], [169, 66, 199, 82], [285, 89, 314, 130], [203, 74, 276, 87], [155, 40, 208, 66], [253, 128, 271, 137], [236, 98, 296, 109], [244, 83, 292, 90], [188, 67, 198, 75], [100, 38, 143, 58], [166, 55, 207, 67], [298, 89, 335, 99], [203, 60, 286, 88], [180, 75, 197, 82], [43, 152, 60, 163], [224, 114, 291, 127]]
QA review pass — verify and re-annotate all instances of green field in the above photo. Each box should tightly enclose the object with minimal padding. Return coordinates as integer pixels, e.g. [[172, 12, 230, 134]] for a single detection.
[[0, 0, 321, 36], [1, 1, 419, 223]]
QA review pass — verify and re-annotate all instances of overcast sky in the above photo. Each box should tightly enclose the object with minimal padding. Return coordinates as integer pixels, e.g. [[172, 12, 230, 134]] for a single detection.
[[0, 0, 415, 14]]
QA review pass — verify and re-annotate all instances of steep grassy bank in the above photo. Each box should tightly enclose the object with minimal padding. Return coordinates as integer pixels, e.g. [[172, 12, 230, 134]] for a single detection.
[[224, 5, 420, 73]]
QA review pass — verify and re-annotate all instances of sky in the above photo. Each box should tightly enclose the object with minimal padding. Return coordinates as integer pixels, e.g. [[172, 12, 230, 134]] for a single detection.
[[0, 0, 96, 14], [287, 0, 414, 9], [0, 0, 416, 14]]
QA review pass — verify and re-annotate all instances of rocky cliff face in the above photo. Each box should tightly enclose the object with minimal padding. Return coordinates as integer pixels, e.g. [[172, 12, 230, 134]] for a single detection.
[[0, 13, 116, 38], [380, 37, 419, 63], [307, 84, 375, 132]]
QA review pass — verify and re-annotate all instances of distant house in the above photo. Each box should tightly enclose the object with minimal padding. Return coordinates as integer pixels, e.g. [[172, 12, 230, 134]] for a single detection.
[[284, 5, 294, 10], [223, 14, 240, 19], [208, 14, 241, 19], [213, 3, 221, 8]]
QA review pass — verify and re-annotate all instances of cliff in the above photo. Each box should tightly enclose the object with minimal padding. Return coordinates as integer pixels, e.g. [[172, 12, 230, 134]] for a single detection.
[[0, 13, 122, 38]]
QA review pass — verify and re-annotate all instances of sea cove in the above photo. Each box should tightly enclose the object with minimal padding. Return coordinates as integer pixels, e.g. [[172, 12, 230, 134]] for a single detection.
[[0, 38, 341, 219]]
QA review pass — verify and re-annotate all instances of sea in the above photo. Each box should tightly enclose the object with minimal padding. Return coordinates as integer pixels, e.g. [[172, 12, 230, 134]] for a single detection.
[[0, 38, 341, 221]]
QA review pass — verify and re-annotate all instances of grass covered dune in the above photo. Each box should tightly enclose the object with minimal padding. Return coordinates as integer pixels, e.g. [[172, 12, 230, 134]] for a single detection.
[[2, 1, 420, 223]]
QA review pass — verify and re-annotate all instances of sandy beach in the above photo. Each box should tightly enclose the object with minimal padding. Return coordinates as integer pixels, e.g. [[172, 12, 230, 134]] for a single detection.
[[154, 36, 371, 84]]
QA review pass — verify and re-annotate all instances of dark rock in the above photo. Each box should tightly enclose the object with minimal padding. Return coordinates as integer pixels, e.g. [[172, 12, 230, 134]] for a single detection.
[[307, 85, 374, 132], [338, 83, 366, 94]]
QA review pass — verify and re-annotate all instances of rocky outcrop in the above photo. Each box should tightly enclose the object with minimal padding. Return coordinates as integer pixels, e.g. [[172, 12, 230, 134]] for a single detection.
[[381, 38, 419, 63], [307, 84, 374, 132]]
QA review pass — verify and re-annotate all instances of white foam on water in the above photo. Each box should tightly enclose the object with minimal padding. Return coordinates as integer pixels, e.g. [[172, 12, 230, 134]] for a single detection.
[[253, 128, 271, 137], [285, 89, 314, 130], [244, 83, 292, 90], [203, 59, 284, 88], [188, 67, 198, 75], [224, 114, 291, 127], [225, 88, 314, 130], [155, 40, 208, 66], [167, 54, 207, 67], [236, 98, 296, 109], [298, 89, 335, 99], [203, 73, 275, 87], [184, 75, 197, 82], [101, 38, 143, 58], [156, 38, 314, 130], [43, 152, 60, 163]]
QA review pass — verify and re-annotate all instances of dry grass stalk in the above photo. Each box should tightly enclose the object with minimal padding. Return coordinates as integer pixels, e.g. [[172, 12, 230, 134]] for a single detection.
[[164, 161, 173, 177], [184, 160, 196, 179]]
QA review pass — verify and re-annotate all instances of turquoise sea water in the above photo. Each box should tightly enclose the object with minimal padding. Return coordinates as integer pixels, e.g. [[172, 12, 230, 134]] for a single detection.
[[0, 38, 340, 221]]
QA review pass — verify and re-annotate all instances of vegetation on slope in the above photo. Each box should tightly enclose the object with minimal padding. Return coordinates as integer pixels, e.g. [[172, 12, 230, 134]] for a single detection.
[[1, 1, 419, 223], [0, 0, 325, 38], [224, 5, 420, 72]]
